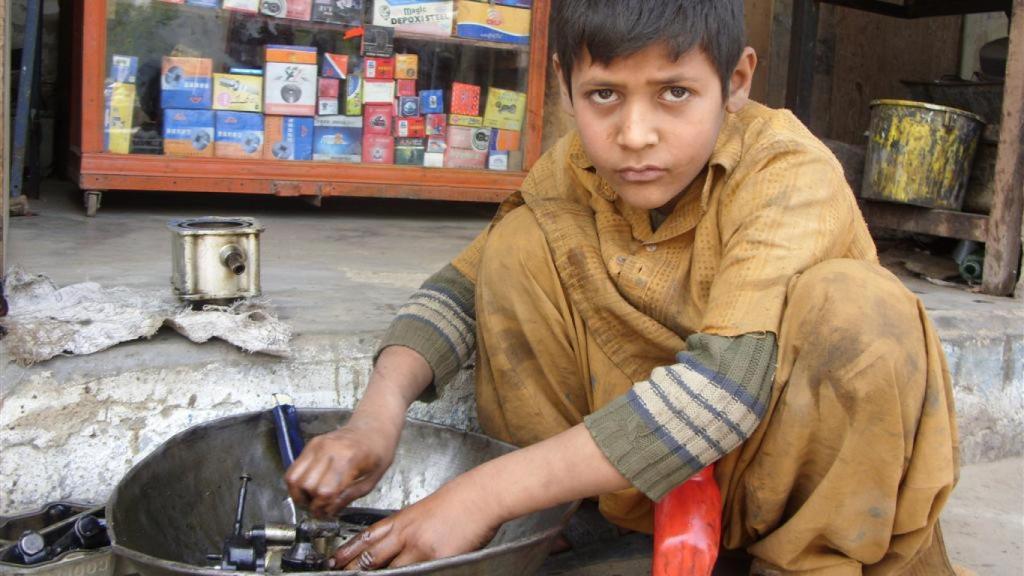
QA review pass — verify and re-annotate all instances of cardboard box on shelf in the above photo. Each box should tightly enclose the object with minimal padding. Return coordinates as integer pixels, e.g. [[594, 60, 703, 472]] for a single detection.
[[361, 25, 396, 57], [104, 82, 135, 154], [312, 0, 363, 25], [490, 128, 521, 151], [163, 109, 215, 157], [110, 55, 137, 84], [396, 79, 417, 97], [362, 79, 396, 103], [395, 54, 419, 79], [488, 150, 509, 171], [264, 116, 314, 160], [363, 103, 394, 135], [363, 134, 395, 163], [264, 55, 318, 116], [222, 0, 260, 13], [426, 135, 447, 153], [318, 77, 341, 115], [424, 151, 445, 167], [213, 73, 263, 112], [483, 87, 526, 131], [266, 45, 318, 65], [420, 89, 444, 114], [185, 0, 219, 7], [394, 116, 426, 138], [215, 111, 264, 159], [451, 82, 481, 115], [313, 115, 363, 162], [346, 75, 363, 115], [364, 57, 395, 80], [448, 125, 490, 151], [372, 0, 454, 37], [395, 138, 426, 165], [454, 0, 531, 44], [260, 0, 312, 21], [160, 56, 212, 109], [321, 53, 349, 79], [444, 146, 487, 169], [398, 96, 420, 117], [426, 113, 447, 135], [449, 114, 483, 127]]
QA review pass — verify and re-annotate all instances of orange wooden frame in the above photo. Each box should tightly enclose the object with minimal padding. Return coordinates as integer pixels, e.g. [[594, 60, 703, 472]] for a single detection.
[[69, 1, 551, 203]]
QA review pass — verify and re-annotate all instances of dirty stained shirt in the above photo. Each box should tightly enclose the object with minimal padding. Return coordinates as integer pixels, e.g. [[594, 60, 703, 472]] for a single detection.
[[378, 102, 877, 500]]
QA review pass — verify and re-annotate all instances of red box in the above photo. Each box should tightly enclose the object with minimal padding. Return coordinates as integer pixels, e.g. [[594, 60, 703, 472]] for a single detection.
[[394, 116, 426, 138], [364, 57, 395, 80], [426, 113, 447, 136], [444, 146, 487, 169], [451, 82, 481, 115], [396, 79, 417, 97], [363, 134, 395, 164], [363, 103, 394, 135], [318, 77, 340, 98]]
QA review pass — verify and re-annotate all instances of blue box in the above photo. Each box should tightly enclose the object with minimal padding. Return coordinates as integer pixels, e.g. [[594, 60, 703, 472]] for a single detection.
[[420, 89, 444, 114], [185, 0, 219, 6], [161, 57, 213, 109], [265, 116, 314, 161], [110, 55, 138, 84], [163, 109, 215, 157], [494, 0, 531, 6], [215, 112, 264, 159], [398, 96, 420, 117], [313, 116, 363, 162]]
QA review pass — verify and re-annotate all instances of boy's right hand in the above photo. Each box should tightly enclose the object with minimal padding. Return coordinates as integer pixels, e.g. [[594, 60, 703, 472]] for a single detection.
[[285, 416, 401, 519]]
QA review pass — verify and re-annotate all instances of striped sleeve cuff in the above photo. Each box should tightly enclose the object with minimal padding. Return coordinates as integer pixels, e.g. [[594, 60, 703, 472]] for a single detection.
[[376, 264, 477, 400], [585, 332, 777, 501]]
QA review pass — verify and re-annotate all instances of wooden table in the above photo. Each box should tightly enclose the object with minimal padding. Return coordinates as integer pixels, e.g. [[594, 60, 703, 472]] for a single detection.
[[786, 0, 1022, 296]]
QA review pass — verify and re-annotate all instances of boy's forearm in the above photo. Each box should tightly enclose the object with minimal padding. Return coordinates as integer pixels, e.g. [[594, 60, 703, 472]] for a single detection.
[[457, 424, 632, 524], [350, 346, 433, 433]]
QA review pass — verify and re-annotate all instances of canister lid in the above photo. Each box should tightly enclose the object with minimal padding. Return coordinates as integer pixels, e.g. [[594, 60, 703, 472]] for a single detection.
[[168, 216, 264, 236], [869, 99, 985, 124]]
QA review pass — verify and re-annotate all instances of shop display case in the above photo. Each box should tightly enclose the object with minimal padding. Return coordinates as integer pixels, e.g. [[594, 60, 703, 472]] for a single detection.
[[69, 0, 550, 215]]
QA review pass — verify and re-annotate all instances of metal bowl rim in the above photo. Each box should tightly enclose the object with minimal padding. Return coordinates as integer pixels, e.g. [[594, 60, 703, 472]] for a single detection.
[[868, 99, 986, 124], [106, 409, 577, 575], [168, 217, 264, 236]]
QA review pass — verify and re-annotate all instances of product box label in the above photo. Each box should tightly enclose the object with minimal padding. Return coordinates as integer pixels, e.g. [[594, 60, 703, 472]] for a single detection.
[[312, 0, 363, 25], [104, 82, 135, 154], [215, 111, 264, 159], [394, 54, 419, 79], [420, 89, 445, 114], [261, 0, 312, 21], [395, 143, 426, 166], [110, 55, 137, 84], [314, 116, 363, 162], [318, 77, 341, 115], [213, 73, 263, 112], [426, 135, 447, 152], [450, 82, 481, 115], [363, 103, 394, 135], [396, 79, 417, 97], [426, 113, 447, 136], [362, 134, 395, 163], [454, 0, 531, 44], [321, 53, 350, 79], [265, 62, 318, 115], [222, 0, 260, 12], [448, 125, 490, 151], [488, 150, 509, 170], [163, 108, 215, 157], [161, 57, 212, 109], [266, 45, 319, 65], [264, 116, 314, 160], [490, 127, 521, 151], [373, 0, 454, 37], [361, 25, 396, 57], [394, 116, 425, 138], [483, 87, 526, 131], [493, 0, 531, 6], [444, 146, 487, 169], [398, 96, 421, 117], [449, 113, 483, 127], [345, 75, 364, 115], [362, 79, 396, 103], [185, 0, 219, 7], [364, 57, 395, 79]]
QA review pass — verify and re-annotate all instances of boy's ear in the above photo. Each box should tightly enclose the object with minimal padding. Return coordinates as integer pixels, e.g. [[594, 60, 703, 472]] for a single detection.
[[552, 55, 575, 117], [725, 47, 758, 113]]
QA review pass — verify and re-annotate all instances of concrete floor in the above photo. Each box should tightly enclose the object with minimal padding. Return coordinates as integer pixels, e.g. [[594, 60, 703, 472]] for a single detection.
[[2, 182, 1023, 574]]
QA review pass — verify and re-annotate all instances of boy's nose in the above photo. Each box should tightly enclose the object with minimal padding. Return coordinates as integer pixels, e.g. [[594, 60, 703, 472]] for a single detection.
[[616, 104, 659, 151]]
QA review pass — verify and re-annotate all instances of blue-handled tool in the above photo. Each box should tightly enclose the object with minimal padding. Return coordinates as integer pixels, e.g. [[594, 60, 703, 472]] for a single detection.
[[271, 394, 305, 468]]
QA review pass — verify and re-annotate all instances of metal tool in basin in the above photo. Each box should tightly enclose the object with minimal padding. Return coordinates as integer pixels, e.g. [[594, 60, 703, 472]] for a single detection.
[[168, 217, 264, 303], [107, 409, 576, 576]]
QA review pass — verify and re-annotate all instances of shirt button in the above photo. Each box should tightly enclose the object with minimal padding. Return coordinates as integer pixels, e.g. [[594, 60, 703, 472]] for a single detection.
[[645, 245, 658, 253], [616, 255, 627, 264]]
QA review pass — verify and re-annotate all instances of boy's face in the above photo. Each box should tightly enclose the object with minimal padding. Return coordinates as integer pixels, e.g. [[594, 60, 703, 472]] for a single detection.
[[557, 43, 755, 211]]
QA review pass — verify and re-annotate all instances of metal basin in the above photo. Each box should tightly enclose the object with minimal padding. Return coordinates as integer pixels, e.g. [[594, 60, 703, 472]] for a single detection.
[[108, 410, 574, 576]]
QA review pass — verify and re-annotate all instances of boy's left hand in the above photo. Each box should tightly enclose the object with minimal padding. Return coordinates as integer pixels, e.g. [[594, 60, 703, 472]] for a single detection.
[[332, 476, 502, 570]]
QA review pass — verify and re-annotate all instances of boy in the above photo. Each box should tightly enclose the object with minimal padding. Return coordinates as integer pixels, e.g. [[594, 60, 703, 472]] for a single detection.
[[285, 1, 959, 573]]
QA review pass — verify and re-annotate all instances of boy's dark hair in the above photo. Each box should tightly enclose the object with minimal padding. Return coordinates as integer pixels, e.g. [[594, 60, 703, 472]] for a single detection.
[[553, 0, 746, 100]]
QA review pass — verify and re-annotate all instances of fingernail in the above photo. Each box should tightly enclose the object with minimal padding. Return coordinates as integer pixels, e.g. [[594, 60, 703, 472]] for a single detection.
[[328, 559, 336, 568]]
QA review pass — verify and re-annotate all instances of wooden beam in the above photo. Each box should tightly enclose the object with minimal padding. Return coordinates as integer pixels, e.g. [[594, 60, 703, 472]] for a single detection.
[[820, 0, 1011, 19], [983, 0, 1024, 296], [860, 201, 989, 242], [786, 0, 819, 123]]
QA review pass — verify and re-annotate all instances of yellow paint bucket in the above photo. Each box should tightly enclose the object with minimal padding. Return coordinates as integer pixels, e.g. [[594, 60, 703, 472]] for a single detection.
[[862, 99, 984, 210]]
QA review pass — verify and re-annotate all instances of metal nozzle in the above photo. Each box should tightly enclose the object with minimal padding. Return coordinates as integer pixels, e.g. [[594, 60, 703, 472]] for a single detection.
[[220, 245, 247, 276]]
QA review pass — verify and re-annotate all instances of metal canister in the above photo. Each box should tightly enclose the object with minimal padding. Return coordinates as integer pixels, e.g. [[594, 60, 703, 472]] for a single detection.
[[861, 99, 984, 210], [168, 217, 263, 303]]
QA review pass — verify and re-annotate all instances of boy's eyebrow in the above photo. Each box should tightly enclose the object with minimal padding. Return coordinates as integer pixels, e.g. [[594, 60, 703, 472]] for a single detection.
[[577, 74, 701, 90]]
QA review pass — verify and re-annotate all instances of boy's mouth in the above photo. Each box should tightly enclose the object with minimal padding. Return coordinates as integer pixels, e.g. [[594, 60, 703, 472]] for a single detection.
[[617, 165, 667, 183]]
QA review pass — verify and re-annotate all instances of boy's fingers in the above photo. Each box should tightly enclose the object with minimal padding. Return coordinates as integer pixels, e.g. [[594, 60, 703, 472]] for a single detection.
[[323, 479, 371, 518], [300, 457, 334, 517], [334, 521, 393, 568], [344, 530, 403, 571]]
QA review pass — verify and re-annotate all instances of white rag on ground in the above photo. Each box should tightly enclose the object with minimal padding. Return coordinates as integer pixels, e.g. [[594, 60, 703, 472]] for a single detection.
[[1, 268, 293, 365]]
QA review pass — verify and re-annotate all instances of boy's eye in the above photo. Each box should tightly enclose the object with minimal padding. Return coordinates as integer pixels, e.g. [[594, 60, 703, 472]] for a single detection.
[[662, 87, 691, 102], [589, 89, 619, 104]]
